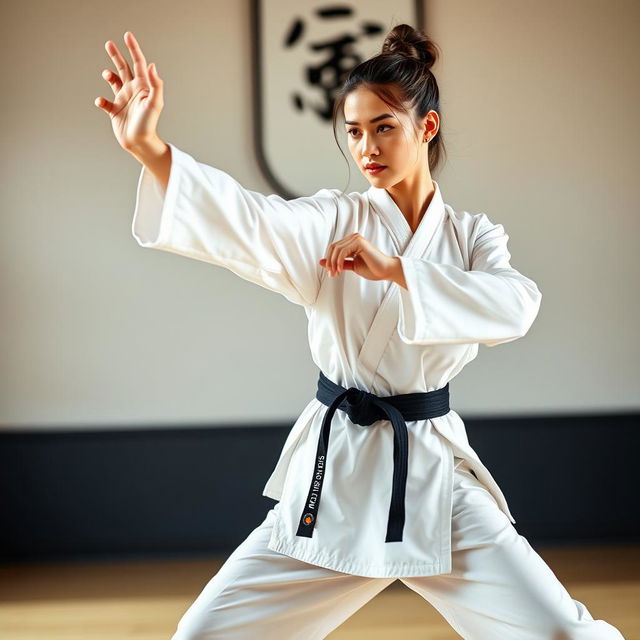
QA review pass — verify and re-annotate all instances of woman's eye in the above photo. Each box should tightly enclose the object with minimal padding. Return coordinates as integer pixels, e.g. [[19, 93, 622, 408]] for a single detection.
[[347, 125, 392, 137]]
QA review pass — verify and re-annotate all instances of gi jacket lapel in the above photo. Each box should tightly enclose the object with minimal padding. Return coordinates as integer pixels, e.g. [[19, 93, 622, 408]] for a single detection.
[[356, 182, 446, 388]]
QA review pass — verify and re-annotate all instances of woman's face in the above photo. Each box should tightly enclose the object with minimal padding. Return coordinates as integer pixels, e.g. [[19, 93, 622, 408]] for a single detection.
[[343, 86, 437, 188]]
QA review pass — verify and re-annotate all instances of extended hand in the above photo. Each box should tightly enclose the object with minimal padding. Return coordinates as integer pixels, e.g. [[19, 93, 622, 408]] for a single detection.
[[319, 233, 397, 282], [94, 31, 164, 153]]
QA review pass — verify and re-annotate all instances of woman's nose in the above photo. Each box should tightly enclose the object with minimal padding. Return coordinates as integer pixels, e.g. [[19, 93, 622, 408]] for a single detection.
[[361, 142, 378, 158]]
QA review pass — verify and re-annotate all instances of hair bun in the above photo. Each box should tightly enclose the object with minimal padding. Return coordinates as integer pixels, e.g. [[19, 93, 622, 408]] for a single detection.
[[381, 23, 439, 70]]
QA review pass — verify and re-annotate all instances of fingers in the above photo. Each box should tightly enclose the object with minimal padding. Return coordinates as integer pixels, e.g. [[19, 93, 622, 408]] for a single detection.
[[332, 245, 345, 275], [94, 95, 115, 115], [320, 257, 336, 277], [325, 234, 359, 276], [326, 240, 342, 276], [105, 38, 133, 84], [324, 245, 337, 276], [335, 241, 355, 275], [147, 62, 163, 107], [338, 245, 358, 272], [123, 31, 150, 85], [101, 68, 122, 96]]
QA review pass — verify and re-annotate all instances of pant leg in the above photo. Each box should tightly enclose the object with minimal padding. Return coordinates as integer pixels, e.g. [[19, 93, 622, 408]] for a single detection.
[[171, 502, 396, 640], [401, 459, 626, 640]]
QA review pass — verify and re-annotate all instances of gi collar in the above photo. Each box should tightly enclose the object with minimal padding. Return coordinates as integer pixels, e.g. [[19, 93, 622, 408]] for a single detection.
[[367, 180, 446, 256]]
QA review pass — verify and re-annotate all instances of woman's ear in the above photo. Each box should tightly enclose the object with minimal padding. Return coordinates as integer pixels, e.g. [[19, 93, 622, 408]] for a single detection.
[[427, 110, 439, 139]]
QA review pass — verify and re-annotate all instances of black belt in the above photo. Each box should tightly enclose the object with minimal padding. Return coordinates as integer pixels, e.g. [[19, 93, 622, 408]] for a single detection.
[[295, 371, 450, 543]]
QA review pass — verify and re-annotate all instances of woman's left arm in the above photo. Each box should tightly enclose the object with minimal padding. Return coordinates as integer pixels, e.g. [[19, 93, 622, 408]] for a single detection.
[[392, 214, 542, 347]]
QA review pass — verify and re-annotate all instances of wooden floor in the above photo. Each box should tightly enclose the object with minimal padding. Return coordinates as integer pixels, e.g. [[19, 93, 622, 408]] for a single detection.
[[0, 544, 636, 639]]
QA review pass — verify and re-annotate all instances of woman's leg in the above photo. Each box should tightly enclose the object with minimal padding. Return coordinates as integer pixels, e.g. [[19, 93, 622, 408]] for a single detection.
[[401, 460, 625, 639], [171, 503, 396, 640]]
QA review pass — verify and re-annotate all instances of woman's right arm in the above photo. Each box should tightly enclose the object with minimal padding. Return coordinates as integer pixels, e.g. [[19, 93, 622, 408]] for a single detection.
[[96, 31, 339, 309], [94, 30, 168, 187], [130, 141, 339, 309], [129, 136, 172, 194]]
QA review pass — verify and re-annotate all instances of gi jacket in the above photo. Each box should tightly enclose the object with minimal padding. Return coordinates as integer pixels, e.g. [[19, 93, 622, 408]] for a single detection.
[[131, 142, 542, 578]]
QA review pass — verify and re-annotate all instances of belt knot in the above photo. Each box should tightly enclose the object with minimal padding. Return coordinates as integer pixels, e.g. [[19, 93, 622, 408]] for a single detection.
[[345, 387, 375, 425], [295, 371, 451, 544]]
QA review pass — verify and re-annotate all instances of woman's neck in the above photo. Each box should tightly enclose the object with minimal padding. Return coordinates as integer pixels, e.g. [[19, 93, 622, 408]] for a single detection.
[[386, 169, 435, 233]]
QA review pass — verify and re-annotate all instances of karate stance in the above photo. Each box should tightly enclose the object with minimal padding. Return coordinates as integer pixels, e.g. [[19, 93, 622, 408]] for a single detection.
[[96, 24, 625, 640]]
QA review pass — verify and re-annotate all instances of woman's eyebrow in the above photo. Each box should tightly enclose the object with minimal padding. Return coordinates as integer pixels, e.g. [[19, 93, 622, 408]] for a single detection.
[[344, 113, 394, 125]]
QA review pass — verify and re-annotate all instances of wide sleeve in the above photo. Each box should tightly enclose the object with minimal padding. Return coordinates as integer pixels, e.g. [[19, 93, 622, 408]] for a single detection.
[[131, 142, 339, 308], [396, 213, 542, 347]]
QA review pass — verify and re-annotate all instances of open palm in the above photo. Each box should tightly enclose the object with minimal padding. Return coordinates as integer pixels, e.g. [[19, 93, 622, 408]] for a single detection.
[[94, 31, 164, 152]]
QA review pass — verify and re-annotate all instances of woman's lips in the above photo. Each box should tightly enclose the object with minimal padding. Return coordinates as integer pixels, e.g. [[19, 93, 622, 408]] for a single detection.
[[365, 165, 387, 175]]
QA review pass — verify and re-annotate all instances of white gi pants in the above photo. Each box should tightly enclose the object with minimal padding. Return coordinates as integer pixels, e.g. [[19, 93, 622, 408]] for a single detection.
[[170, 459, 625, 640]]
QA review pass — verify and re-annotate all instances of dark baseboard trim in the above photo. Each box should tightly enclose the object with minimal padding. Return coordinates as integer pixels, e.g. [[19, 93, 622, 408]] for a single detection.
[[1, 411, 638, 563]]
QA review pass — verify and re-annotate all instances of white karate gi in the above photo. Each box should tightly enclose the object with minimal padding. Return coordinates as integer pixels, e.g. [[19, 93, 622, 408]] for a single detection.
[[168, 459, 624, 639], [131, 143, 625, 639]]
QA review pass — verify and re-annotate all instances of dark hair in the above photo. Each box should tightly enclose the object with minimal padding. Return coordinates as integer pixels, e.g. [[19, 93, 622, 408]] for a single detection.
[[332, 23, 446, 189]]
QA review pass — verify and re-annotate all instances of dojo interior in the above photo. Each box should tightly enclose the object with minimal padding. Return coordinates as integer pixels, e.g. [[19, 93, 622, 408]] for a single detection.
[[1, 0, 638, 638]]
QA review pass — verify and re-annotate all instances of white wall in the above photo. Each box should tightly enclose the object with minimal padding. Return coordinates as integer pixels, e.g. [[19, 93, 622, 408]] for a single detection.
[[1, 0, 638, 429]]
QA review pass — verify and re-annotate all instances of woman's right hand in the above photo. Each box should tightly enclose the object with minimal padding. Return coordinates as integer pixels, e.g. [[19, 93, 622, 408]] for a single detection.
[[94, 31, 164, 153]]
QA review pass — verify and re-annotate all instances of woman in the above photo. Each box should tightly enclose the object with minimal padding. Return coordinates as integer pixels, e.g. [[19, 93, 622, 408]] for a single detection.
[[95, 24, 625, 640]]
